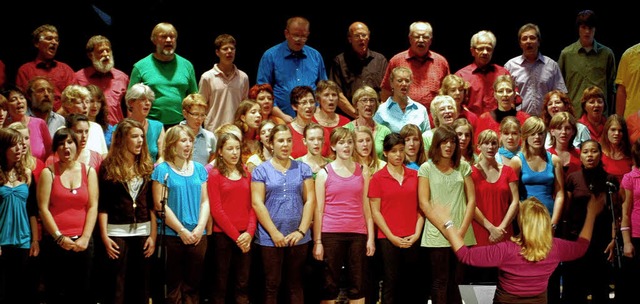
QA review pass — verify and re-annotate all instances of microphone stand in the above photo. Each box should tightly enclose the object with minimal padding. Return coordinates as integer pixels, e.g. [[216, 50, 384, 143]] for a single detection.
[[607, 182, 623, 269], [157, 174, 169, 300]]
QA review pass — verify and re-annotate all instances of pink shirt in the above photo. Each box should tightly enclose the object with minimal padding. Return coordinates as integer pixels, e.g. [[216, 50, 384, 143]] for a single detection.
[[322, 163, 366, 234], [199, 64, 249, 133], [622, 167, 640, 238], [455, 63, 511, 115]]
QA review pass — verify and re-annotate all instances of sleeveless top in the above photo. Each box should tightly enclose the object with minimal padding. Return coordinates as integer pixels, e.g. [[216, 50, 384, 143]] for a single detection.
[[0, 183, 31, 248], [49, 163, 90, 236], [519, 151, 556, 215], [322, 163, 367, 234]]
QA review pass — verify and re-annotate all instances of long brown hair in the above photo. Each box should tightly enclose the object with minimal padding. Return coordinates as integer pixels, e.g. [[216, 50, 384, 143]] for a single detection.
[[0, 128, 28, 184], [214, 132, 247, 178], [102, 119, 154, 181]]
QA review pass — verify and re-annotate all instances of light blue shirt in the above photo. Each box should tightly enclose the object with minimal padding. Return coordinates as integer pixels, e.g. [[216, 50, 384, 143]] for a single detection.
[[256, 41, 328, 117], [179, 121, 216, 165], [373, 96, 431, 133]]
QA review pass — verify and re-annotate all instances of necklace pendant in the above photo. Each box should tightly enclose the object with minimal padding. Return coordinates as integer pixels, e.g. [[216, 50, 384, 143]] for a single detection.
[[71, 189, 77, 195], [133, 203, 137, 208]]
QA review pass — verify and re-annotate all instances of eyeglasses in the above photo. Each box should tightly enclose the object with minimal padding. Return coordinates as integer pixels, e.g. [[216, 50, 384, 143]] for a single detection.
[[291, 35, 308, 42], [496, 89, 514, 95], [187, 111, 206, 118], [359, 98, 377, 105], [351, 33, 369, 39], [474, 46, 494, 53]]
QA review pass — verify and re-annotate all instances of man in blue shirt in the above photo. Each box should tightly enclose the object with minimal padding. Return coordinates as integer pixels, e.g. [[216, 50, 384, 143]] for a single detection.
[[256, 16, 327, 122]]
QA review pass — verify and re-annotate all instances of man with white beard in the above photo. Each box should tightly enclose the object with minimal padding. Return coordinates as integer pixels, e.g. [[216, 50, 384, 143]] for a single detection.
[[75, 35, 130, 125]]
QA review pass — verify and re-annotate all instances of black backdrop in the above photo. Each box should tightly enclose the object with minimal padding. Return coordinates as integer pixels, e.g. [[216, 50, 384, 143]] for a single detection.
[[2, 1, 639, 90]]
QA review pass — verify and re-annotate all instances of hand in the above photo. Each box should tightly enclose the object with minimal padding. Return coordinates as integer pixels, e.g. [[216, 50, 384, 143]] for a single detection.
[[104, 237, 121, 259], [283, 115, 294, 124], [623, 242, 635, 258], [72, 236, 90, 252], [143, 236, 155, 257], [236, 232, 252, 253], [312, 242, 324, 261], [270, 231, 287, 247], [604, 240, 616, 262], [284, 230, 304, 247], [30, 241, 40, 257], [488, 226, 506, 243], [366, 239, 376, 257]]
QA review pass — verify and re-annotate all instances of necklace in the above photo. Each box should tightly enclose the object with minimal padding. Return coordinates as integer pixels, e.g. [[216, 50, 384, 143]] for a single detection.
[[172, 161, 188, 174], [272, 159, 290, 174], [7, 170, 17, 183]]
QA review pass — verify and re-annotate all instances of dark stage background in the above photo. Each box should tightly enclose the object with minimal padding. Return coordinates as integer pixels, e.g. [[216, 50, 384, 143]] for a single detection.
[[2, 1, 639, 89]]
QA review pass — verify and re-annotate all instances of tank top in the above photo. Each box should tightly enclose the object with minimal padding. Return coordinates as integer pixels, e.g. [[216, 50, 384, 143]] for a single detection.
[[519, 151, 556, 215], [49, 163, 90, 236], [322, 163, 367, 234]]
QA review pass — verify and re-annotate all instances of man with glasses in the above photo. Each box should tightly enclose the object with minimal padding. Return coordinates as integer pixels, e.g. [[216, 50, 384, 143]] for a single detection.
[[16, 24, 75, 112], [129, 22, 198, 129], [455, 30, 512, 116], [330, 21, 388, 119], [379, 21, 450, 116], [256, 16, 328, 122]]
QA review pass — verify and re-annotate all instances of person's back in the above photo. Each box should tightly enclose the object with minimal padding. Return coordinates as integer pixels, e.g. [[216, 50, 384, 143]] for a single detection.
[[558, 9, 616, 117], [330, 21, 388, 119], [379, 21, 450, 111], [74, 35, 129, 125], [199, 34, 249, 133], [16, 24, 75, 112], [129, 22, 198, 128], [256, 16, 328, 121]]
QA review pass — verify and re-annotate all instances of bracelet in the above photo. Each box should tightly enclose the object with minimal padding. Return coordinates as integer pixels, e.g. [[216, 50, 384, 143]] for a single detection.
[[621, 226, 631, 231], [179, 227, 187, 235], [295, 229, 306, 237], [444, 220, 454, 230], [552, 224, 558, 230], [55, 234, 65, 245]]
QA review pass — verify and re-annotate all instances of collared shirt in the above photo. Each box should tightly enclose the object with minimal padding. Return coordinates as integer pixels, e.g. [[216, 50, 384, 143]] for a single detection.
[[559, 40, 617, 117], [505, 53, 567, 116], [74, 66, 130, 125], [373, 96, 431, 133], [616, 43, 640, 118], [380, 48, 450, 110], [455, 62, 511, 115], [16, 58, 75, 112], [256, 41, 328, 117], [179, 120, 217, 165], [198, 63, 249, 133], [330, 48, 388, 101], [27, 108, 65, 138]]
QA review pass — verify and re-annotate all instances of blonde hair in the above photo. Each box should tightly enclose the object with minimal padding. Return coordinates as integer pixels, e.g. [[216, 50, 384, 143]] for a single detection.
[[548, 112, 577, 147], [521, 116, 547, 159], [7, 122, 37, 171], [430, 95, 458, 128], [163, 125, 195, 163], [511, 197, 553, 262], [476, 129, 499, 161], [353, 126, 382, 171]]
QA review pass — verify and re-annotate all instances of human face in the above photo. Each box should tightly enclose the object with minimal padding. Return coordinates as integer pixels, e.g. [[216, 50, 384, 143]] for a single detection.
[[355, 131, 373, 158], [607, 121, 623, 146], [29, 79, 55, 113], [88, 95, 102, 120], [72, 121, 90, 150], [259, 122, 275, 146], [183, 106, 206, 130], [90, 42, 114, 73], [67, 96, 90, 116], [446, 83, 465, 108], [6, 141, 23, 165], [317, 88, 339, 114], [303, 128, 324, 156], [479, 138, 499, 159], [409, 23, 432, 56], [526, 131, 546, 149], [7, 91, 28, 119], [404, 134, 420, 158], [348, 24, 370, 57], [500, 127, 521, 151], [333, 135, 354, 161], [391, 71, 411, 98], [256, 90, 274, 118], [126, 127, 145, 157], [56, 135, 77, 162], [220, 138, 241, 168], [385, 144, 406, 167], [519, 29, 540, 58], [580, 142, 601, 169], [0, 107, 7, 126], [439, 138, 456, 159], [17, 129, 30, 157], [154, 30, 177, 57], [546, 93, 566, 117], [456, 125, 471, 152], [550, 121, 575, 147], [173, 131, 193, 161], [285, 22, 309, 51], [356, 95, 377, 119], [578, 24, 595, 46], [495, 81, 515, 111], [294, 93, 316, 120], [271, 130, 293, 160], [472, 36, 494, 67], [437, 101, 456, 126], [241, 104, 262, 130], [585, 97, 605, 119], [130, 97, 152, 118], [36, 30, 59, 60], [216, 42, 236, 65]]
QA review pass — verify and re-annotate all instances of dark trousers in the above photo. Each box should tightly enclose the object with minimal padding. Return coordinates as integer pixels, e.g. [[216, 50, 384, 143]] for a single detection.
[[319, 232, 367, 300], [378, 238, 423, 304], [259, 243, 308, 304], [428, 246, 464, 304], [104, 235, 151, 304], [0, 245, 30, 304], [563, 245, 613, 304], [41, 236, 94, 304], [617, 237, 640, 303], [210, 232, 252, 304], [164, 236, 207, 304]]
